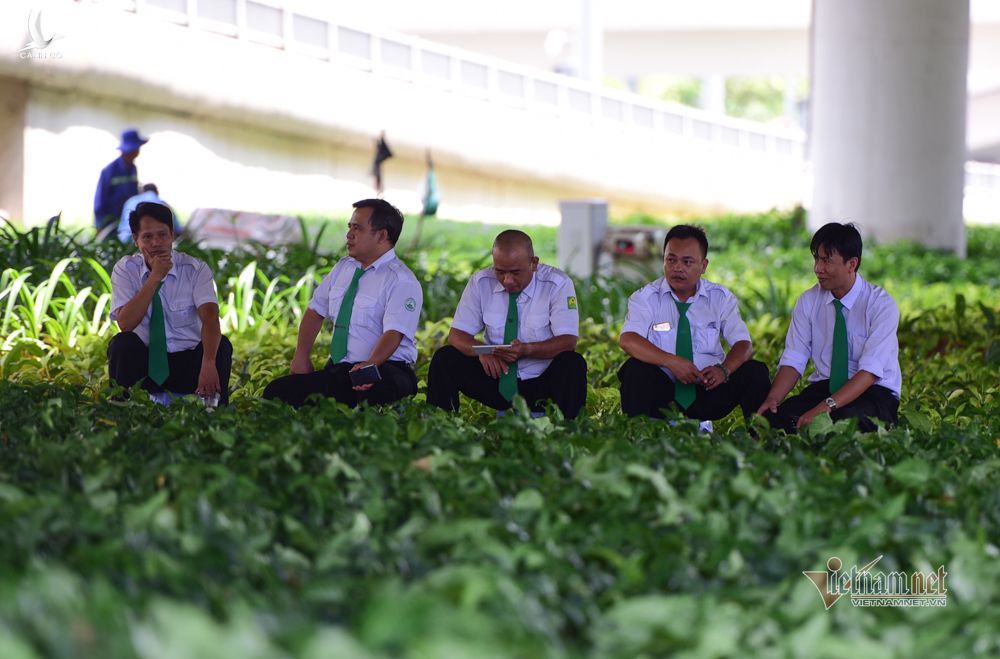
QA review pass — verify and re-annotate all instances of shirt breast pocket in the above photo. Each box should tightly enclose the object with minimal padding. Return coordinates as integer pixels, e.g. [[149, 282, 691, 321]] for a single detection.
[[522, 315, 551, 342], [693, 325, 720, 352], [167, 298, 198, 327], [353, 293, 380, 325], [650, 326, 674, 351], [327, 286, 348, 318], [484, 311, 507, 339], [848, 329, 868, 358]]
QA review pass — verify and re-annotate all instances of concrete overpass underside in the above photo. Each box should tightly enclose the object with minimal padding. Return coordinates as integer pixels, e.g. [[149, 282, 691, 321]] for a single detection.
[[0, 1, 805, 228]]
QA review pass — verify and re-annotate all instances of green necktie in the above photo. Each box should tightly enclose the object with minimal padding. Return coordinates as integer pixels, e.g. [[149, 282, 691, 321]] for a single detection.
[[674, 300, 695, 409], [499, 291, 520, 401], [148, 282, 169, 386], [330, 267, 365, 363], [830, 299, 848, 392]]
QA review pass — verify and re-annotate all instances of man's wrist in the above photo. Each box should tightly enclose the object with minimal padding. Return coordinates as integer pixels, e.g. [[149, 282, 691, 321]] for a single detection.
[[716, 363, 731, 382]]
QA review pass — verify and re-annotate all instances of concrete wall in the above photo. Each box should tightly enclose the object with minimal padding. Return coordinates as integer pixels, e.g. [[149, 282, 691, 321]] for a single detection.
[[12, 84, 738, 227], [17, 84, 377, 226], [968, 88, 1000, 161], [0, 78, 28, 224], [0, 0, 807, 229]]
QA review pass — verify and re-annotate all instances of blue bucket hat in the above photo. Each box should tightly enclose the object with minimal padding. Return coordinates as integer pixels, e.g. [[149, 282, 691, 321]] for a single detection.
[[118, 128, 148, 152]]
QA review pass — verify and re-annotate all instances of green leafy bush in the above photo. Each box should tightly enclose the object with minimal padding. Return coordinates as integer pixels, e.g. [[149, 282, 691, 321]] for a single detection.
[[1, 211, 998, 656]]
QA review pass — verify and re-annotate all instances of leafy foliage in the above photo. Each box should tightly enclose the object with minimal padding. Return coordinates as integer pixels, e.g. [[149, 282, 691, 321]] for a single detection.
[[1, 211, 998, 656], [0, 383, 997, 657]]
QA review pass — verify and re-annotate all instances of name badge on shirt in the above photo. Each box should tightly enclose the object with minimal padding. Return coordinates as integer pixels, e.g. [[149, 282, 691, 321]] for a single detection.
[[652, 321, 672, 332]]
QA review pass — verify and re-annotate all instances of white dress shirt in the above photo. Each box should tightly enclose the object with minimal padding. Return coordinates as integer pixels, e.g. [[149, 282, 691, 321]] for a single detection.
[[110, 251, 218, 352], [778, 274, 901, 398], [451, 263, 579, 380], [308, 248, 423, 365], [621, 277, 752, 380]]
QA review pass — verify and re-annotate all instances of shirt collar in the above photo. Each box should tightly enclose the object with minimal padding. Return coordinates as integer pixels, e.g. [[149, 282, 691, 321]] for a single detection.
[[825, 274, 864, 310], [659, 277, 706, 303], [353, 248, 396, 272]]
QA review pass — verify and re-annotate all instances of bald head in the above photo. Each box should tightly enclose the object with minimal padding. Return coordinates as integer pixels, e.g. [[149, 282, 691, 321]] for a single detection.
[[491, 230, 538, 293], [492, 229, 534, 259]]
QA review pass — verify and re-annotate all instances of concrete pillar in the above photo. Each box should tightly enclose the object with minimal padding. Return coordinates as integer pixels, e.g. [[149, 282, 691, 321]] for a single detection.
[[699, 74, 726, 115], [0, 77, 27, 225], [810, 0, 969, 255], [558, 200, 607, 278], [577, 0, 603, 84]]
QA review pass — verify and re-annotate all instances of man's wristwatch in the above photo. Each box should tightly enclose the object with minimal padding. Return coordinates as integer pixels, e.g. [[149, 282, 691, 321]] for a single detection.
[[716, 363, 731, 383], [825, 397, 838, 410]]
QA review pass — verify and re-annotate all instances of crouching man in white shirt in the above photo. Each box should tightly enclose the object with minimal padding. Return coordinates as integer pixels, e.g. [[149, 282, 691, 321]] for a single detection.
[[108, 201, 231, 404], [426, 230, 587, 419], [759, 222, 901, 432], [618, 224, 770, 423], [263, 199, 423, 408]]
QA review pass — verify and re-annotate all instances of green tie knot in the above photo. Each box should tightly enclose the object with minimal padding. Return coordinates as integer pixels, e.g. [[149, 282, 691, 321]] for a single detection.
[[505, 291, 520, 327]]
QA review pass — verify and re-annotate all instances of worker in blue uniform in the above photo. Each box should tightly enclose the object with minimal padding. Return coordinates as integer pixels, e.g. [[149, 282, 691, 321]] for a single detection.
[[94, 128, 148, 234]]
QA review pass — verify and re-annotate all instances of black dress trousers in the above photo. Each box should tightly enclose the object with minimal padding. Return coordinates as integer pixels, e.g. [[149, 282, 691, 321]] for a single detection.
[[262, 360, 418, 409], [618, 357, 771, 421], [763, 380, 899, 433], [426, 345, 588, 419], [107, 331, 233, 405]]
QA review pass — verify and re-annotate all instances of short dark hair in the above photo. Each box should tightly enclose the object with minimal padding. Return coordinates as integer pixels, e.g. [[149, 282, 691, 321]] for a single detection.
[[810, 222, 863, 270], [353, 198, 404, 246], [141, 183, 159, 194], [663, 224, 709, 258], [129, 201, 173, 236]]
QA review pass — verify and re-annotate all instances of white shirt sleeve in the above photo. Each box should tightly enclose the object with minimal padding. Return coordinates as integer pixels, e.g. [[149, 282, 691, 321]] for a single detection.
[[451, 276, 486, 336], [109, 257, 138, 320], [718, 290, 752, 346], [381, 273, 423, 339], [548, 276, 580, 336], [308, 264, 340, 318], [620, 288, 654, 337], [856, 293, 899, 379], [192, 261, 218, 309], [778, 292, 814, 376]]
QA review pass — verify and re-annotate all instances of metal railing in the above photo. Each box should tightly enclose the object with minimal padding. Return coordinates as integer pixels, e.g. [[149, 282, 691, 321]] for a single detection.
[[101, 0, 807, 160], [95, 0, 999, 196], [965, 161, 1000, 191]]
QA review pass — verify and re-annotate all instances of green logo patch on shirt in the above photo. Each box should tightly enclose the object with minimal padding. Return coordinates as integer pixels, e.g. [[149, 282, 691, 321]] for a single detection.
[[567, 296, 577, 310], [404, 297, 417, 312]]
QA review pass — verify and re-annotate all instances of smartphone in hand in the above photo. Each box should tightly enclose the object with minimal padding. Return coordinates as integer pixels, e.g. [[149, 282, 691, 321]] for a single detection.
[[349, 363, 382, 386]]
